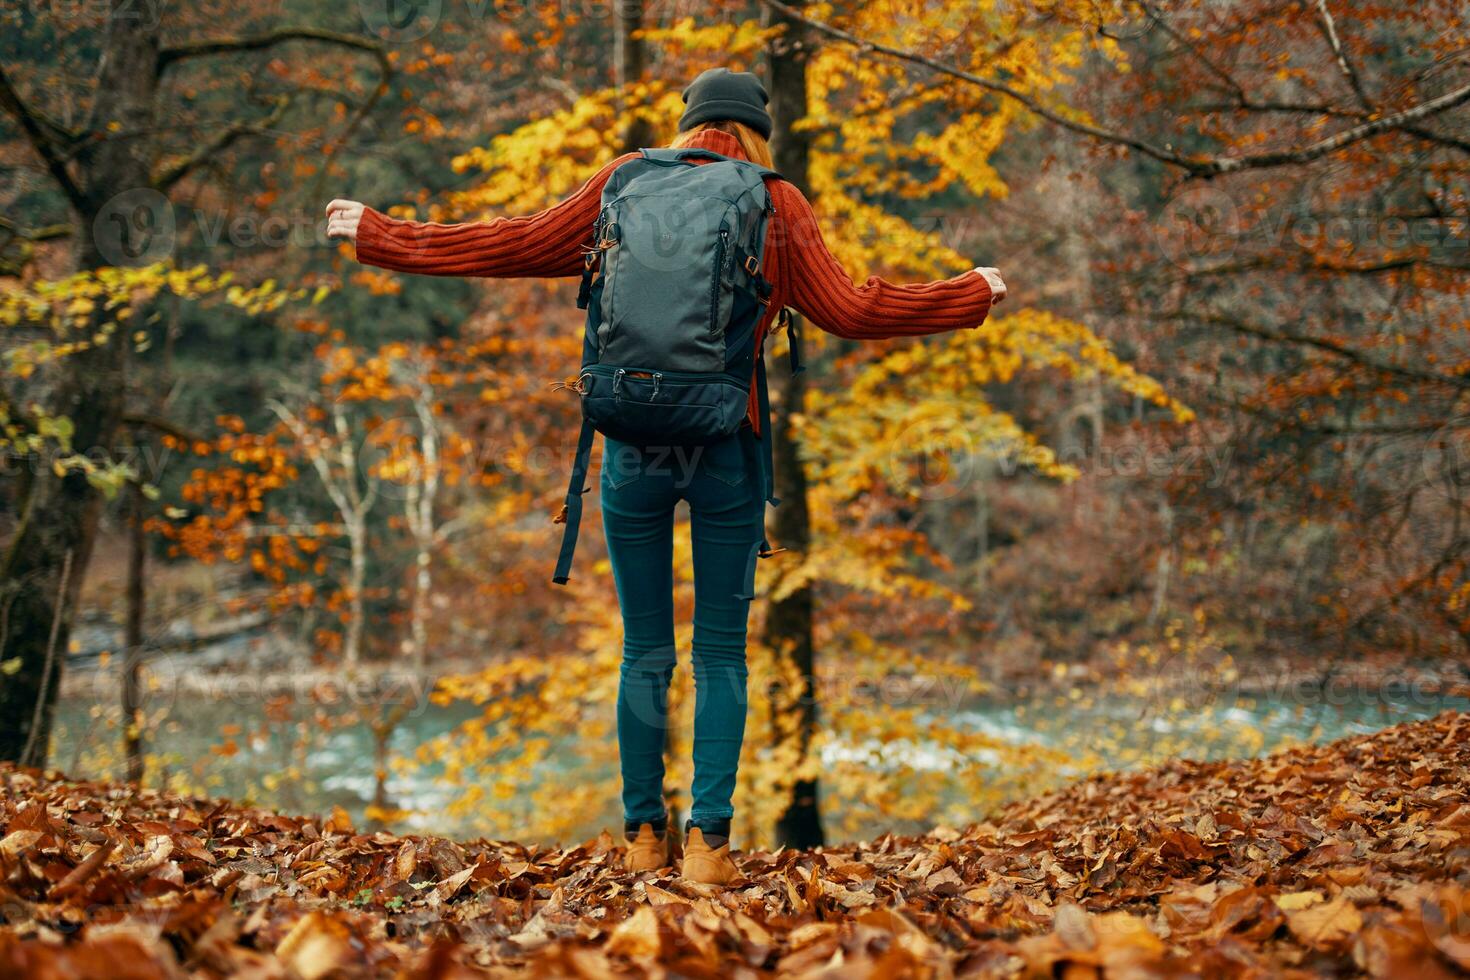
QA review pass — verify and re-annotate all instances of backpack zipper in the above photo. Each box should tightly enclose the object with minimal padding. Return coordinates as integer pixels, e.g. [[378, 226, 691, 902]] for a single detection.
[[709, 229, 729, 330], [585, 363, 748, 391], [594, 206, 614, 358]]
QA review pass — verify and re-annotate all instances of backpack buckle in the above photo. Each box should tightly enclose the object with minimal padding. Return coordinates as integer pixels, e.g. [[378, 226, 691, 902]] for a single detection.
[[752, 271, 774, 306], [743, 254, 760, 276]]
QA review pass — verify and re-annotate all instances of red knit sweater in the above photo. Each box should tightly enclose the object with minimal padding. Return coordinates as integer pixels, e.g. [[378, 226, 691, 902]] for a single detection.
[[353, 129, 993, 431]]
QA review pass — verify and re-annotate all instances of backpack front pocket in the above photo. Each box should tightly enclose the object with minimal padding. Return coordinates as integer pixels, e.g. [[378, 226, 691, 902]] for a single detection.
[[581, 364, 748, 447]]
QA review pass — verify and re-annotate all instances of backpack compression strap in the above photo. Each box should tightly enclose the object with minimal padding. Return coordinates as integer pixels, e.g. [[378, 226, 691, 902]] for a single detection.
[[734, 310, 805, 600], [551, 417, 596, 585]]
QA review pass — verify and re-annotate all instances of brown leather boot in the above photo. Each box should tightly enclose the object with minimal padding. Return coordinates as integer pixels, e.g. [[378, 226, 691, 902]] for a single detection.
[[623, 822, 677, 873], [679, 827, 741, 885]]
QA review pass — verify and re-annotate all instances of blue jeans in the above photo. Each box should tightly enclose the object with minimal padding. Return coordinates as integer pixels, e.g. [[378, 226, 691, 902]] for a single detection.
[[600, 431, 764, 829]]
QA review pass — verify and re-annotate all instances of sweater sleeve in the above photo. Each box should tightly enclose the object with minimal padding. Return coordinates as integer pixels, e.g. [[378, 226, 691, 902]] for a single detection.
[[771, 181, 993, 339], [353, 152, 638, 279]]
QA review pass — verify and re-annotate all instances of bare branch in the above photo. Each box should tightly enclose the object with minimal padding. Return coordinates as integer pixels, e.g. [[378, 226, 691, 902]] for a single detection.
[[157, 28, 389, 76], [1311, 0, 1373, 109], [156, 28, 393, 200], [1399, 123, 1470, 156], [1238, 93, 1470, 178], [0, 216, 71, 241], [311, 70, 392, 203], [0, 63, 87, 212], [1141, 2, 1248, 106], [154, 95, 291, 191], [1192, 98, 1349, 116], [754, 0, 1470, 178], [0, 216, 71, 275], [1189, 98, 1470, 156], [1159, 310, 1470, 390], [267, 399, 356, 521], [1198, 389, 1460, 439], [121, 412, 205, 445]]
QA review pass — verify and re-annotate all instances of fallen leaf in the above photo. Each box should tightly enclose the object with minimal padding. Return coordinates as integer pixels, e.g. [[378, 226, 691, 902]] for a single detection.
[[1287, 894, 1363, 950], [276, 911, 354, 980]]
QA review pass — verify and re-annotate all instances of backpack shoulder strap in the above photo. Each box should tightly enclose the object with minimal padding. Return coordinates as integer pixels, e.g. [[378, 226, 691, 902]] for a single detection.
[[601, 152, 660, 203]]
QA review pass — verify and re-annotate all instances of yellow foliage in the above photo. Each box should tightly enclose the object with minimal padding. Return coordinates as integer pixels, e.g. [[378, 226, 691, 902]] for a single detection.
[[801, 308, 1191, 517]]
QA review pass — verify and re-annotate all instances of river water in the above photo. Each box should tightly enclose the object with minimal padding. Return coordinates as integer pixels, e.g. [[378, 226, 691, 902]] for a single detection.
[[50, 672, 1469, 845]]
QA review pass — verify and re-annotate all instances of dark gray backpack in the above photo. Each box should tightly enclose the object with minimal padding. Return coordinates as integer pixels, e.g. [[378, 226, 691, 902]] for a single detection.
[[552, 147, 803, 591]]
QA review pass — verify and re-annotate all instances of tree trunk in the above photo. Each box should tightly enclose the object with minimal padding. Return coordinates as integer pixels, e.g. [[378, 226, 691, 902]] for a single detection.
[[346, 517, 366, 668], [1147, 498, 1174, 630], [613, 0, 654, 153], [406, 378, 438, 671], [763, 1, 825, 850], [0, 2, 160, 765], [123, 477, 146, 783], [411, 548, 431, 670]]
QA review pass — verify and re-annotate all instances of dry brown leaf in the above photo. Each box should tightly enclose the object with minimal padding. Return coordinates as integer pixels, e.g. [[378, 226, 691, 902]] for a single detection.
[[1286, 894, 1363, 949], [1273, 890, 1325, 911], [605, 905, 662, 959], [1054, 902, 1097, 951], [49, 836, 117, 900], [0, 830, 42, 859], [429, 862, 477, 906], [325, 806, 353, 834], [642, 883, 687, 906], [275, 911, 354, 980], [2, 713, 1467, 978]]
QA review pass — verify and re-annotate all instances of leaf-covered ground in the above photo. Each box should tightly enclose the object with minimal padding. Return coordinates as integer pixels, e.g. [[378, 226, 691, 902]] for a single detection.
[[2, 712, 1468, 978]]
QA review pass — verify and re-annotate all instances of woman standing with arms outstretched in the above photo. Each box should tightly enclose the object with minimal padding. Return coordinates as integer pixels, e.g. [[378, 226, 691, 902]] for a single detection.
[[326, 68, 1006, 885]]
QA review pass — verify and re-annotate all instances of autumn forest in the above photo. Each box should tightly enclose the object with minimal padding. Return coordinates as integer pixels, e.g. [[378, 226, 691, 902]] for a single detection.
[[2, 0, 1469, 976]]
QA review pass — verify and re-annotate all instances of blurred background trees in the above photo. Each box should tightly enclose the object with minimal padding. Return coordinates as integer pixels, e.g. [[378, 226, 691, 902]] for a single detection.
[[2, 0, 1467, 845]]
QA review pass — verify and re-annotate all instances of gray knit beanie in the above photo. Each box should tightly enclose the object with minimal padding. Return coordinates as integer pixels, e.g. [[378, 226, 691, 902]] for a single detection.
[[678, 67, 773, 140]]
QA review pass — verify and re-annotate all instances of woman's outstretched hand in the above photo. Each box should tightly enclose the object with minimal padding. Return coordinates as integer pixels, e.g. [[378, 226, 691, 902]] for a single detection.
[[325, 199, 366, 243], [975, 266, 1007, 305]]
